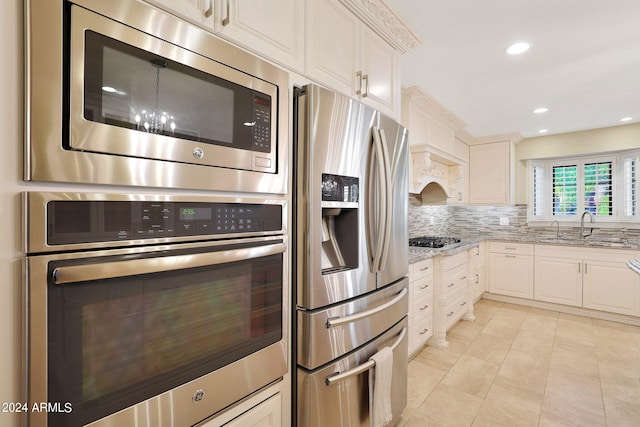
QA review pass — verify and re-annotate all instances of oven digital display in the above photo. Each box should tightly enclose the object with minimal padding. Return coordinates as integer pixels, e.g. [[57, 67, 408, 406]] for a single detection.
[[179, 207, 212, 221]]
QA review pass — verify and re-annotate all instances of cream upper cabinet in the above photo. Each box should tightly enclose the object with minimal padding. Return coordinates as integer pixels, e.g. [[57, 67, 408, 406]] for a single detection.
[[144, 0, 304, 71], [469, 139, 516, 205], [144, 0, 216, 28], [306, 0, 399, 117], [217, 0, 305, 72]]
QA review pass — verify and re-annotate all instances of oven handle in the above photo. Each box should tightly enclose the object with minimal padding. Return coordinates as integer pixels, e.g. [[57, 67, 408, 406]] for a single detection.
[[325, 327, 406, 386], [51, 242, 286, 285], [325, 288, 407, 328]]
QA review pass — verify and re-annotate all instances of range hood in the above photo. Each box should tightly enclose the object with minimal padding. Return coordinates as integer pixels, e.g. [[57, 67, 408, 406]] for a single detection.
[[419, 181, 450, 204], [409, 148, 463, 204]]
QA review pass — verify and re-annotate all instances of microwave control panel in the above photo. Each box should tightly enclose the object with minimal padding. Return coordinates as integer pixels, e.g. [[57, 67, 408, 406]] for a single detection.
[[252, 94, 271, 153], [46, 200, 283, 245]]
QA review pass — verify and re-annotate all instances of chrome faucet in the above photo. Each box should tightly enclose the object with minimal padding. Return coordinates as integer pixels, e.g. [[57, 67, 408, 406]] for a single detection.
[[550, 220, 560, 238], [580, 211, 595, 239]]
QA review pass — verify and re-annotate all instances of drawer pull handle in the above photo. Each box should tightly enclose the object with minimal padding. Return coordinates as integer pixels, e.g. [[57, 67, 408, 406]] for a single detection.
[[460, 301, 467, 306], [505, 255, 516, 258], [460, 275, 467, 280], [420, 284, 430, 290], [448, 283, 455, 288], [419, 328, 429, 335], [420, 266, 430, 271], [447, 311, 454, 317], [420, 305, 429, 311], [505, 247, 517, 250]]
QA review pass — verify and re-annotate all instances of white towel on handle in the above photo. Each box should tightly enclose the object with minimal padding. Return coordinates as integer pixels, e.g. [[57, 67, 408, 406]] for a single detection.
[[369, 346, 394, 427]]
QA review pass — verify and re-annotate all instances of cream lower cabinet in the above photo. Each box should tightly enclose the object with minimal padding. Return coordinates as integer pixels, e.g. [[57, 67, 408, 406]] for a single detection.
[[430, 251, 469, 349], [488, 242, 534, 299], [534, 252, 582, 307], [468, 242, 485, 304], [408, 258, 434, 356], [583, 257, 640, 316]]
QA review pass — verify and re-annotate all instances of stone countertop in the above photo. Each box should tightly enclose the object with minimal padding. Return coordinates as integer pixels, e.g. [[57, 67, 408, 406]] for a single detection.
[[409, 236, 640, 264]]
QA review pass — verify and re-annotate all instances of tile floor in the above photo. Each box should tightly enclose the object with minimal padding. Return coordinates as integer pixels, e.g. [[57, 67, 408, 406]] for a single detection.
[[397, 299, 640, 426]]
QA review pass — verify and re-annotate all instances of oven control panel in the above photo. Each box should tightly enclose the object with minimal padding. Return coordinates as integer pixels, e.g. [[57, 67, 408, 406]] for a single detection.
[[46, 200, 282, 245]]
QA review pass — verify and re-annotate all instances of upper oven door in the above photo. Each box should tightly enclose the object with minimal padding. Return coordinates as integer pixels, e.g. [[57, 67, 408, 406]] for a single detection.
[[69, 5, 277, 173], [27, 236, 287, 427]]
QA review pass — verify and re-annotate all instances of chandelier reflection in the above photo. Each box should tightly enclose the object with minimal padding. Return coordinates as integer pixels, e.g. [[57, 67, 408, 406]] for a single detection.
[[134, 58, 177, 135]]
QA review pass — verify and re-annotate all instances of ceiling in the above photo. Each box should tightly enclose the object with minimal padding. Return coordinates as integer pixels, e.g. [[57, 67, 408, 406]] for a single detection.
[[388, 0, 640, 139]]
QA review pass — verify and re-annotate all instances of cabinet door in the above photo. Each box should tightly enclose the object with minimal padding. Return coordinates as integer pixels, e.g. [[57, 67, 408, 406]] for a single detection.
[[534, 256, 582, 307], [359, 25, 399, 116], [218, 0, 304, 71], [583, 259, 639, 316], [145, 0, 215, 28], [469, 142, 513, 204], [489, 253, 533, 298], [306, 0, 359, 96]]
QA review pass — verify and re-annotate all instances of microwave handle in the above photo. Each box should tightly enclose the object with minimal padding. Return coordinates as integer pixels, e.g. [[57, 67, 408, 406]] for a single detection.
[[52, 242, 285, 285]]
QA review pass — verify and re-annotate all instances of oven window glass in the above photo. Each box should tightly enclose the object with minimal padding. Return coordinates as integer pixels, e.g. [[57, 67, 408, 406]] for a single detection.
[[47, 252, 282, 426], [83, 30, 270, 151]]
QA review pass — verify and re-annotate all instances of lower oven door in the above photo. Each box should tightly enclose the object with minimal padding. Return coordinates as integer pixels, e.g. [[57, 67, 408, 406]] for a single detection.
[[297, 317, 408, 427], [27, 237, 287, 427]]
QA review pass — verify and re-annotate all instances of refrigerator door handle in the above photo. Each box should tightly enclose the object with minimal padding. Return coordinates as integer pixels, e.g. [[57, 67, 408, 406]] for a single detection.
[[325, 326, 407, 385], [377, 128, 393, 272], [325, 288, 407, 328], [368, 126, 387, 272]]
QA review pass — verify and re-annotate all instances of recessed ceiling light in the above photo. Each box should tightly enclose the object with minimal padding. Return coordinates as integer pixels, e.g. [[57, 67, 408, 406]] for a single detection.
[[505, 42, 531, 55], [533, 107, 548, 114], [620, 117, 633, 122], [538, 129, 548, 134]]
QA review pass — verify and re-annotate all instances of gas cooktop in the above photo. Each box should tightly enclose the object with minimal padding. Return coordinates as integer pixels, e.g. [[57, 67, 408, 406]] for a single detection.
[[409, 236, 461, 249]]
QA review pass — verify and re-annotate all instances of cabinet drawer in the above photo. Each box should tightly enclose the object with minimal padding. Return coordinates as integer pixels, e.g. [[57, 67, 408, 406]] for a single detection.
[[444, 293, 468, 330], [442, 264, 467, 298], [412, 290, 433, 322], [440, 251, 467, 271], [411, 258, 434, 280], [412, 315, 433, 345], [489, 241, 533, 255], [412, 275, 433, 298]]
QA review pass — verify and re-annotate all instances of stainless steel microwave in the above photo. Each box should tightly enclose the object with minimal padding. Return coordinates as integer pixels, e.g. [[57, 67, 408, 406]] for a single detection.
[[26, 0, 289, 193]]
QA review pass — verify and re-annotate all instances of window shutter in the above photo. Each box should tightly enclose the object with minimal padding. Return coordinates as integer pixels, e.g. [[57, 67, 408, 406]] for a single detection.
[[624, 157, 637, 216], [531, 163, 545, 217], [583, 161, 613, 216], [552, 165, 577, 216]]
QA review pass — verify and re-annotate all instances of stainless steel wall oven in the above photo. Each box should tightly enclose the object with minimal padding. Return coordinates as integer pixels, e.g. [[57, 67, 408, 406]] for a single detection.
[[25, 0, 289, 193], [24, 192, 288, 426]]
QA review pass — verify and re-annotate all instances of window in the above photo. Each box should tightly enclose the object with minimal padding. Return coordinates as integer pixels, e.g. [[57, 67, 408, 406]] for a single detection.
[[528, 151, 639, 223]]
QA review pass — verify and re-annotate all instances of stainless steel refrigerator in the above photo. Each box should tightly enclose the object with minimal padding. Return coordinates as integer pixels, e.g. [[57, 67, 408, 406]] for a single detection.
[[294, 84, 409, 426]]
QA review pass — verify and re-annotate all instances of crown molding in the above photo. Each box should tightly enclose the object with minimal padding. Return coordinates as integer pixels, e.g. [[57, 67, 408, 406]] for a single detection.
[[402, 85, 466, 131], [338, 0, 423, 53]]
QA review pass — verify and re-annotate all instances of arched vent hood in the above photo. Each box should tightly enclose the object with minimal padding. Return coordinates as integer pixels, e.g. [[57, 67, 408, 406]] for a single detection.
[[419, 181, 450, 205]]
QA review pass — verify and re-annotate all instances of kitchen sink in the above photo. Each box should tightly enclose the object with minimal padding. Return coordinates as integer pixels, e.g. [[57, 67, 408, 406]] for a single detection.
[[537, 238, 632, 248]]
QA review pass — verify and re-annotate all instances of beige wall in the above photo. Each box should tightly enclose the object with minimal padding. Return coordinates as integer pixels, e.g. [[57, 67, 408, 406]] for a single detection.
[[514, 123, 640, 204], [1, 0, 25, 426]]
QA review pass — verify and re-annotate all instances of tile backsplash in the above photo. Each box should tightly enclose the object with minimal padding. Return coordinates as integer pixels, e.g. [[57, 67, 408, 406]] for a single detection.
[[409, 194, 640, 241]]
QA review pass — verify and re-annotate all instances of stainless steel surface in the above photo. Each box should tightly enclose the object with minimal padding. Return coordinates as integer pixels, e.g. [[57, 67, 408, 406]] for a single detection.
[[26, 0, 288, 193], [325, 287, 407, 329], [297, 279, 408, 370], [325, 326, 406, 385], [295, 84, 409, 310], [25, 192, 287, 254], [294, 84, 409, 426], [52, 242, 285, 285], [25, 192, 288, 427], [297, 318, 408, 427]]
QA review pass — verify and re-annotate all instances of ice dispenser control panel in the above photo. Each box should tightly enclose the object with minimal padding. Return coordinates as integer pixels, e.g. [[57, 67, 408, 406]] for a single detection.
[[321, 174, 359, 203]]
